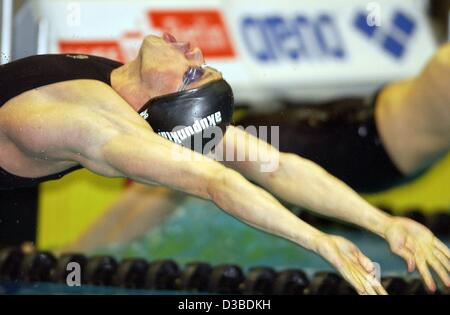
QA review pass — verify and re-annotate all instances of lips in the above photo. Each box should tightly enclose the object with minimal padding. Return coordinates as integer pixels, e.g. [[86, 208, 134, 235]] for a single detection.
[[162, 32, 176, 43], [173, 41, 191, 53]]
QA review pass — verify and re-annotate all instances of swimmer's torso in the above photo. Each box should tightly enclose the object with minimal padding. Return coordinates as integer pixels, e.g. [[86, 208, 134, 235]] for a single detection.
[[0, 54, 123, 189]]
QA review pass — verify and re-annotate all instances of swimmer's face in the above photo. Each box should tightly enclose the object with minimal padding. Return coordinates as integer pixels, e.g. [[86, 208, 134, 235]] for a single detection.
[[139, 33, 222, 95]]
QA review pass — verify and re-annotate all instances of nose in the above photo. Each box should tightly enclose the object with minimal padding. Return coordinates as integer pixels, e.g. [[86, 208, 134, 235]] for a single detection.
[[185, 47, 204, 64]]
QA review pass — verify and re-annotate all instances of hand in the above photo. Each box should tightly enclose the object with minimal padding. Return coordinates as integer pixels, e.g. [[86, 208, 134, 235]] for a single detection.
[[384, 217, 450, 292], [316, 234, 387, 295]]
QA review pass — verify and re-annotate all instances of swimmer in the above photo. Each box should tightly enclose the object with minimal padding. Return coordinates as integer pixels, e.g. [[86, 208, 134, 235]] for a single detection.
[[1, 33, 449, 294]]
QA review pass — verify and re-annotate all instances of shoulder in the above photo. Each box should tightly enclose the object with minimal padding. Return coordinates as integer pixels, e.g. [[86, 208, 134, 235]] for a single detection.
[[0, 79, 150, 158], [0, 79, 121, 120], [3, 78, 133, 116]]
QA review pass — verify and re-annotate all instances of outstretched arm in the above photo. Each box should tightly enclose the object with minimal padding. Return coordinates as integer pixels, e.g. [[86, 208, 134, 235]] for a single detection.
[[220, 126, 390, 237], [56, 88, 384, 294], [220, 125, 450, 292], [88, 126, 385, 294]]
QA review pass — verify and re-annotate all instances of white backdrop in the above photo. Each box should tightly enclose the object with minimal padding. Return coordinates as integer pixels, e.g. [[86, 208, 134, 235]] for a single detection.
[[13, 0, 437, 104]]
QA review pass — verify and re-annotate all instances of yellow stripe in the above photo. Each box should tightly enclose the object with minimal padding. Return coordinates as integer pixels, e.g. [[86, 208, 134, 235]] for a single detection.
[[37, 169, 125, 250], [364, 152, 450, 214]]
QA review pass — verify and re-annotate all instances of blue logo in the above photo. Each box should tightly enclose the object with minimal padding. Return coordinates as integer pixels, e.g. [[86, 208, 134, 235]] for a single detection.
[[240, 13, 347, 63], [354, 10, 416, 59]]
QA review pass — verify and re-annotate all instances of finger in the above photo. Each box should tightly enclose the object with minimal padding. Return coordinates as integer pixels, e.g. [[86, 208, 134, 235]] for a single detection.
[[395, 247, 416, 272], [416, 253, 437, 292], [356, 264, 387, 295], [351, 264, 377, 295], [405, 237, 416, 252], [374, 282, 388, 295], [356, 270, 377, 295], [366, 271, 388, 296], [433, 249, 450, 272], [357, 252, 376, 273], [434, 238, 450, 258], [428, 256, 450, 287], [349, 267, 368, 294], [341, 268, 366, 295], [358, 265, 383, 295]]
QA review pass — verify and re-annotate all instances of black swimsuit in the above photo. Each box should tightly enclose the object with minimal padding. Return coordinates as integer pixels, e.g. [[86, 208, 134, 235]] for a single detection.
[[0, 54, 123, 190]]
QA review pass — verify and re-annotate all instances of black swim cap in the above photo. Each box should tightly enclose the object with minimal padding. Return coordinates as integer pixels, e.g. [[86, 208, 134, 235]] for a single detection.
[[138, 79, 234, 154]]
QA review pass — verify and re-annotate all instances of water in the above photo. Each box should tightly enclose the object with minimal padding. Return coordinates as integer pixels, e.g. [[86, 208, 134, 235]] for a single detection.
[[90, 196, 446, 277], [4, 196, 448, 294]]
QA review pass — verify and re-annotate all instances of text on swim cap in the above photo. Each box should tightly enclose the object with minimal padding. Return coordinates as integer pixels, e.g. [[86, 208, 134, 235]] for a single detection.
[[158, 111, 222, 144]]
